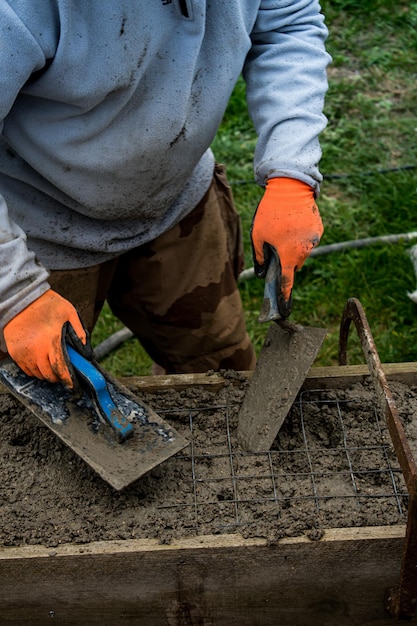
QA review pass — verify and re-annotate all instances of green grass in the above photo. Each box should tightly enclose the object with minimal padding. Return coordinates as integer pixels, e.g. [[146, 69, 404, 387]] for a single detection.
[[92, 0, 417, 374]]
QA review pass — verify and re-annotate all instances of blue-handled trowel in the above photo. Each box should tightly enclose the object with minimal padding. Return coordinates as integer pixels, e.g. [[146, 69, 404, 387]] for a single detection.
[[0, 341, 188, 490]]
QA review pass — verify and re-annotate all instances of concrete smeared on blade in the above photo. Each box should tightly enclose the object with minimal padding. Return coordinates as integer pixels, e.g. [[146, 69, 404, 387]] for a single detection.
[[0, 359, 188, 490], [236, 322, 327, 452]]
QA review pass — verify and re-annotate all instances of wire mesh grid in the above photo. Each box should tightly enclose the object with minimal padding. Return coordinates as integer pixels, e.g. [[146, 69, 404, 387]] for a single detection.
[[154, 387, 409, 535]]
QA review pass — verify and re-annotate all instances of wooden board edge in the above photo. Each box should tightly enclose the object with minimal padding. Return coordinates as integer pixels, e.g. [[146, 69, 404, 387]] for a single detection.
[[0, 526, 408, 625], [1, 363, 416, 395], [117, 362, 417, 392], [0, 525, 406, 561]]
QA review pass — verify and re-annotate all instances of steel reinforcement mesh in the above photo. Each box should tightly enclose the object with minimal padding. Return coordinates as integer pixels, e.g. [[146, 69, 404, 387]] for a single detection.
[[153, 387, 409, 535]]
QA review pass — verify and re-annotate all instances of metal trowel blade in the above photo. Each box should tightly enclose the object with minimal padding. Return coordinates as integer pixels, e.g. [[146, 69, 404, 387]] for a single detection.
[[0, 358, 188, 490], [236, 321, 327, 452]]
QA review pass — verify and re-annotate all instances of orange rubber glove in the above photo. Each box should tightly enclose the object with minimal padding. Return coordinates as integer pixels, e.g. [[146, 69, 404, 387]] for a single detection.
[[251, 177, 324, 304], [3, 290, 87, 388]]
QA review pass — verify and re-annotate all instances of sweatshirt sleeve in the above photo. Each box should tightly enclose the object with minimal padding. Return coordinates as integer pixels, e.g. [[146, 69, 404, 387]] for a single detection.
[[0, 4, 57, 341], [243, 0, 331, 191], [0, 195, 50, 342]]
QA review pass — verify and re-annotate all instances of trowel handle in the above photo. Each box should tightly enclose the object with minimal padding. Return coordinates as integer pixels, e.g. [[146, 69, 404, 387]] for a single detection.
[[258, 246, 292, 323], [66, 345, 134, 442]]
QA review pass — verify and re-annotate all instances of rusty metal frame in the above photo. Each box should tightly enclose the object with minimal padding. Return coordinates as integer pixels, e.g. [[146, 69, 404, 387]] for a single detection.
[[339, 298, 417, 620]]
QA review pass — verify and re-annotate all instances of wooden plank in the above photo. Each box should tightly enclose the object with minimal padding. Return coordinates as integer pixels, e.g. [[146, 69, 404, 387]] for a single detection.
[[0, 527, 408, 625], [120, 370, 248, 392], [304, 362, 417, 389], [121, 362, 417, 393], [0, 362, 415, 395]]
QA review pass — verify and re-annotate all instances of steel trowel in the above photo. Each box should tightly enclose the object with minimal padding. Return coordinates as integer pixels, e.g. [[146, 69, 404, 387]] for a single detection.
[[0, 342, 188, 490], [236, 246, 327, 452]]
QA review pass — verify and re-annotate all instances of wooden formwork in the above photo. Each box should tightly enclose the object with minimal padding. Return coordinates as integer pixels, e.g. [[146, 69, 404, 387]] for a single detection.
[[0, 363, 417, 625]]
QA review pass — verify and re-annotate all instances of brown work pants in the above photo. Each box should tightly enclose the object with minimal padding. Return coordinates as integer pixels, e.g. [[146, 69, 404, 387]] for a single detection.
[[49, 164, 256, 374]]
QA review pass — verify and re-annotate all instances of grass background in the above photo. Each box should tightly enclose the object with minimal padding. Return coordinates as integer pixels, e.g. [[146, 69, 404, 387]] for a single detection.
[[92, 0, 417, 375]]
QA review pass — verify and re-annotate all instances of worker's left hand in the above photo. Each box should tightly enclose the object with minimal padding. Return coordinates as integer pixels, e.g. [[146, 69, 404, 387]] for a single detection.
[[251, 177, 324, 304]]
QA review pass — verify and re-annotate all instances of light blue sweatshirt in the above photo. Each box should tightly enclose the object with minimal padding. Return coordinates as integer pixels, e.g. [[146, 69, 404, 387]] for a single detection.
[[0, 0, 330, 333]]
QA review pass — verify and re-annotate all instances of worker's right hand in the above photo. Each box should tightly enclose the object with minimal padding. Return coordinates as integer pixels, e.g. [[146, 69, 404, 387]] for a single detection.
[[251, 177, 324, 308], [3, 290, 87, 388]]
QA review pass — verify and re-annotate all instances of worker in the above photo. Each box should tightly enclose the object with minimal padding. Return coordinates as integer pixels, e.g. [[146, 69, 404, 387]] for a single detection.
[[0, 0, 330, 386]]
